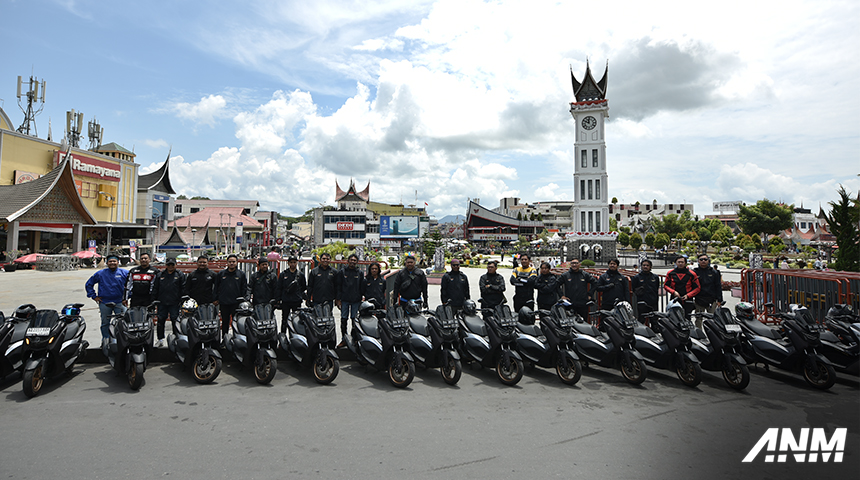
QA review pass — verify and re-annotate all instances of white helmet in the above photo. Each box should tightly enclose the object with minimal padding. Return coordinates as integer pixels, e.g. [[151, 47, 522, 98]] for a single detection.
[[181, 298, 198, 313]]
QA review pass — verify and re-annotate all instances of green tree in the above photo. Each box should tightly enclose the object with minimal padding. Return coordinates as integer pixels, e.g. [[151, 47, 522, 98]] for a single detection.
[[618, 231, 630, 247], [644, 232, 655, 248], [190, 196, 210, 200], [609, 217, 618, 232], [697, 227, 712, 242], [737, 199, 793, 241], [537, 213, 543, 221], [752, 234, 762, 249], [611, 197, 618, 204], [826, 185, 860, 271], [654, 233, 670, 250], [629, 234, 642, 250], [517, 212, 523, 220], [177, 194, 188, 199], [653, 214, 687, 239]]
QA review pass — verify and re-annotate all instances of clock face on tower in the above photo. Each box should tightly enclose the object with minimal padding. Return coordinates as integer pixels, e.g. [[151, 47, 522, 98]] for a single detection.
[[581, 116, 597, 130]]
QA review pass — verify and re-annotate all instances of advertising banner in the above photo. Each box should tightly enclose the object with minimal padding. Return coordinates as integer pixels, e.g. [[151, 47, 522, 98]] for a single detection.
[[380, 216, 419, 237]]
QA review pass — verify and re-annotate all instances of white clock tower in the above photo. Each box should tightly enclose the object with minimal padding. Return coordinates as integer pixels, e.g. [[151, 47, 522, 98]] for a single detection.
[[570, 60, 609, 233]]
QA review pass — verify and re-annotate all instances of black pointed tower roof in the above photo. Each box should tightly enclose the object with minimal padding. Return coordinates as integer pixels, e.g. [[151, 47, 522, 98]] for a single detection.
[[138, 150, 176, 194], [571, 59, 608, 103]]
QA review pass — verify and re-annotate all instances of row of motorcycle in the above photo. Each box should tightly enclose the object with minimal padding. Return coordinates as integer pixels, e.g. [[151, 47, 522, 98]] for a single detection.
[[1, 295, 857, 396]]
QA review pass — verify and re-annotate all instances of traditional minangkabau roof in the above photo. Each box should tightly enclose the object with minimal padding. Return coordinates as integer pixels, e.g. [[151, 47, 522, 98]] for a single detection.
[[336, 179, 370, 202], [571, 59, 608, 103], [0, 151, 97, 224], [138, 150, 176, 194]]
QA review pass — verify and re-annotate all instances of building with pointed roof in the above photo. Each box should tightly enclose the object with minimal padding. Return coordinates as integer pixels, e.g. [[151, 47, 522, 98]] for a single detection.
[[168, 207, 263, 254], [136, 152, 176, 235]]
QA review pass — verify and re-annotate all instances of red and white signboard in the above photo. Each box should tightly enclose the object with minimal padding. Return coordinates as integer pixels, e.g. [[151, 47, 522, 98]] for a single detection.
[[336, 222, 354, 231], [54, 151, 122, 180], [276, 238, 284, 245]]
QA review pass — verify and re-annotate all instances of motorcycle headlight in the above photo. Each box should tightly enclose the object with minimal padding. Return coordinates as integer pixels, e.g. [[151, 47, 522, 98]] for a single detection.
[[48, 336, 55, 344]]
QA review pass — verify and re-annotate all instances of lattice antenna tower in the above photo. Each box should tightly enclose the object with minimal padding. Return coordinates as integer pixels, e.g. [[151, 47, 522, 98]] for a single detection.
[[16, 75, 46, 136], [66, 109, 84, 148], [87, 116, 104, 151]]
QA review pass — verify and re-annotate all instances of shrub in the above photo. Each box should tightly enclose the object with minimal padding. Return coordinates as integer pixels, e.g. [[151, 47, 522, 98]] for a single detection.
[[581, 259, 596, 267]]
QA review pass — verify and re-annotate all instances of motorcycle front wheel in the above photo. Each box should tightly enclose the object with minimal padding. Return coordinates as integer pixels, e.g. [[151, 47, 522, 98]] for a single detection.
[[254, 356, 277, 385], [193, 354, 222, 384], [496, 356, 523, 386], [388, 357, 414, 388], [129, 362, 144, 390], [722, 360, 750, 391], [23, 366, 43, 398], [803, 359, 836, 390], [556, 352, 582, 386], [441, 356, 462, 386], [313, 354, 339, 385], [676, 358, 702, 387], [619, 355, 647, 385]]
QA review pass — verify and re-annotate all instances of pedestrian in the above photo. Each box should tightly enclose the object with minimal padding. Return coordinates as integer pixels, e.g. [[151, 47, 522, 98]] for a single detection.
[[559, 258, 596, 322], [216, 254, 248, 337], [85, 254, 129, 342], [124, 252, 157, 307], [363, 261, 386, 307], [393, 255, 428, 306], [440, 258, 470, 312], [152, 257, 186, 347], [276, 256, 306, 333], [596, 258, 629, 312], [665, 256, 701, 319], [693, 253, 723, 328], [247, 257, 277, 305], [307, 252, 337, 309], [535, 262, 560, 311], [185, 255, 216, 304], [510, 253, 537, 312], [631, 259, 660, 320], [479, 260, 506, 309], [336, 253, 364, 346]]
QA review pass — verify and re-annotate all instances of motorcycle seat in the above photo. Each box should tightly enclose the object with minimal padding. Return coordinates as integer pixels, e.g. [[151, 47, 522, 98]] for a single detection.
[[634, 324, 657, 338], [518, 323, 542, 337], [819, 330, 841, 344], [291, 315, 306, 337], [742, 318, 782, 341], [359, 316, 379, 338], [573, 321, 601, 338], [463, 314, 487, 336], [234, 316, 249, 336]]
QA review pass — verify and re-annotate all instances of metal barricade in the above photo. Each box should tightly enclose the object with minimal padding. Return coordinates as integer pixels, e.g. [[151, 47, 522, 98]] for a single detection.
[[740, 269, 858, 323]]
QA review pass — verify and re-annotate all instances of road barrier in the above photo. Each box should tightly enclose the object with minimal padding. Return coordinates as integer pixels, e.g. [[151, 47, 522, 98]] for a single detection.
[[740, 269, 860, 324]]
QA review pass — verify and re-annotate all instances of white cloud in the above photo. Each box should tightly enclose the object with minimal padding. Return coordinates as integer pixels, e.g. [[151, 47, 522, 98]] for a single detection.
[[170, 94, 228, 127], [143, 138, 169, 149]]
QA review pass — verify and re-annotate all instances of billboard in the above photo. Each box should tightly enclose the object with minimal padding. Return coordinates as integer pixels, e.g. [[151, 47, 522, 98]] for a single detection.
[[380, 216, 419, 238]]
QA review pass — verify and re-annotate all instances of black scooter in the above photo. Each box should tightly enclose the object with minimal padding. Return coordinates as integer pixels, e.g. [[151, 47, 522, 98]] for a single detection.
[[103, 302, 156, 390], [515, 302, 582, 385], [167, 297, 222, 384], [736, 302, 836, 390], [280, 304, 339, 384], [225, 299, 279, 384], [457, 300, 524, 386], [688, 304, 750, 390], [632, 298, 702, 387], [405, 301, 462, 385], [819, 304, 859, 376], [21, 304, 88, 398], [571, 301, 648, 385], [0, 304, 36, 380], [345, 301, 416, 388]]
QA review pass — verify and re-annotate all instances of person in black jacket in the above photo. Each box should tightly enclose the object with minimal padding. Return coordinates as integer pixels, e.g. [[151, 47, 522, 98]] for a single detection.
[[336, 254, 364, 343], [124, 253, 157, 307], [247, 257, 277, 305], [152, 257, 186, 347], [631, 259, 660, 319], [216, 254, 248, 336], [559, 259, 596, 322], [479, 261, 506, 308], [307, 253, 336, 308], [535, 262, 559, 311], [185, 256, 216, 304], [393, 255, 428, 306], [362, 261, 386, 307], [440, 259, 470, 312], [276, 256, 306, 333], [596, 258, 629, 311], [693, 254, 723, 329]]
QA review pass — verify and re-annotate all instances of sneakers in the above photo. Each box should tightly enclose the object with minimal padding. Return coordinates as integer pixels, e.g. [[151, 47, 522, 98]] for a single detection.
[[336, 340, 346, 349], [156, 339, 164, 347]]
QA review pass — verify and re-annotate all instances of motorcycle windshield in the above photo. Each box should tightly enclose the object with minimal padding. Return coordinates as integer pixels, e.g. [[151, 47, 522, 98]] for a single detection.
[[30, 310, 60, 329], [550, 305, 576, 328], [613, 302, 637, 329], [494, 305, 517, 327], [434, 305, 457, 329], [254, 304, 273, 321]]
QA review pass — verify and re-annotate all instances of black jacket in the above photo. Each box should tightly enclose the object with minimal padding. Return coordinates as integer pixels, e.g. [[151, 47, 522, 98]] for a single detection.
[[693, 266, 723, 307], [125, 265, 157, 306], [559, 269, 596, 307], [509, 267, 537, 303], [535, 273, 559, 308], [153, 269, 186, 306], [307, 265, 337, 305], [631, 271, 660, 309], [185, 268, 217, 304], [247, 270, 278, 305], [393, 267, 428, 303], [216, 268, 248, 306], [277, 269, 307, 306], [363, 275, 386, 306], [479, 272, 506, 308], [596, 270, 629, 310], [441, 271, 470, 307], [336, 266, 364, 303]]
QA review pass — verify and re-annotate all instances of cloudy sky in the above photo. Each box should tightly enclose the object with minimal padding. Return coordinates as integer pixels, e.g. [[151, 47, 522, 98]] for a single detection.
[[2, 0, 858, 218]]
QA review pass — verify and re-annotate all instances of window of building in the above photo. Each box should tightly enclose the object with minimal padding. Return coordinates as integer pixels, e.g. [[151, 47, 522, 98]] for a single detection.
[[588, 211, 594, 232], [592, 149, 598, 167], [243, 208, 250, 215], [190, 207, 200, 214], [581, 211, 586, 230], [581, 150, 587, 168], [580, 180, 585, 200], [596, 214, 601, 232], [80, 181, 97, 199], [174, 204, 182, 213], [595, 179, 600, 200], [588, 180, 593, 200]]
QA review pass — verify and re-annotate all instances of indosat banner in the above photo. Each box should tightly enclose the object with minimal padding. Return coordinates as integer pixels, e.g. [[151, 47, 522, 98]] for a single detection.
[[380, 216, 419, 238]]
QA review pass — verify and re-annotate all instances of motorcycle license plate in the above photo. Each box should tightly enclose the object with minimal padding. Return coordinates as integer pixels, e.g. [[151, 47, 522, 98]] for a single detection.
[[725, 324, 742, 333], [27, 327, 51, 336]]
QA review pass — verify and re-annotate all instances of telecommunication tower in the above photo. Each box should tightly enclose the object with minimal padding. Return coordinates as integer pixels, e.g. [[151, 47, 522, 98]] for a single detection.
[[16, 75, 46, 136], [66, 109, 84, 148], [87, 117, 104, 151]]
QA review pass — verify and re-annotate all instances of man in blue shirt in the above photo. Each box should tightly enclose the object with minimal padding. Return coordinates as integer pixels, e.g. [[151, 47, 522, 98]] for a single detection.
[[85, 254, 129, 341]]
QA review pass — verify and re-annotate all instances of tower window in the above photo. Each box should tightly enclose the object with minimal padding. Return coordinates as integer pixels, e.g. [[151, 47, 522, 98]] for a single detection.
[[595, 180, 601, 200], [588, 211, 594, 232], [581, 211, 586, 230], [580, 180, 585, 200], [596, 213, 601, 232], [588, 180, 593, 200], [581, 150, 587, 168], [592, 149, 598, 167]]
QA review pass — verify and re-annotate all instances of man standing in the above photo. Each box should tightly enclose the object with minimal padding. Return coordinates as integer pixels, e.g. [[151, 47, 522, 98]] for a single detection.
[[441, 258, 470, 312], [479, 260, 506, 309], [693, 254, 723, 328], [125, 252, 157, 307], [596, 258, 629, 311], [277, 256, 306, 333], [559, 259, 596, 322], [509, 253, 537, 312], [247, 257, 278, 305], [185, 255, 216, 304], [336, 254, 364, 345], [631, 259, 660, 318], [363, 262, 386, 307], [535, 262, 559, 311], [307, 252, 337, 309], [393, 255, 428, 306], [85, 254, 129, 342], [152, 257, 186, 347], [665, 256, 701, 319], [216, 254, 247, 337]]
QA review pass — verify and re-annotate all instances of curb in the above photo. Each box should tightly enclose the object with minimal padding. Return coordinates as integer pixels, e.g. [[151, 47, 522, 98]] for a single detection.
[[80, 346, 357, 364]]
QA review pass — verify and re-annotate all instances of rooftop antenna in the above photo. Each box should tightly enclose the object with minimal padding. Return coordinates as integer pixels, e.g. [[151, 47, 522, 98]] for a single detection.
[[16, 74, 46, 136], [65, 109, 84, 148], [87, 116, 104, 151]]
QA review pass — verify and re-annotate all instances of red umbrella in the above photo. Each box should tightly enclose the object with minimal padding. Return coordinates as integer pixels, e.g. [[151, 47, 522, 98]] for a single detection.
[[14, 253, 42, 263], [72, 251, 102, 259]]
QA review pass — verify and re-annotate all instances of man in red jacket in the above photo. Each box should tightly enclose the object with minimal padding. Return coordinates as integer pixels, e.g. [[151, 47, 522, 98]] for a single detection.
[[664, 256, 700, 319]]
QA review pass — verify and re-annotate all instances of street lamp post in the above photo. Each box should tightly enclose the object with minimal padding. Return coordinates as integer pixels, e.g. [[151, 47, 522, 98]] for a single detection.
[[192, 229, 197, 259]]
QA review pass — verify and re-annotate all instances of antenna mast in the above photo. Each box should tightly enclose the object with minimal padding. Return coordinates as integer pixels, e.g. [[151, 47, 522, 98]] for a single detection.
[[66, 109, 84, 148], [16, 74, 46, 136], [87, 116, 104, 151]]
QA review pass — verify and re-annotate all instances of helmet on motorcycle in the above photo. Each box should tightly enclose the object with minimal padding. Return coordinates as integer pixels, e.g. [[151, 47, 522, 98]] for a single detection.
[[405, 300, 421, 315], [13, 304, 36, 320], [181, 298, 198, 313], [518, 306, 534, 324], [735, 302, 754, 318], [463, 300, 477, 315], [359, 301, 375, 315], [238, 301, 253, 312], [827, 304, 854, 319]]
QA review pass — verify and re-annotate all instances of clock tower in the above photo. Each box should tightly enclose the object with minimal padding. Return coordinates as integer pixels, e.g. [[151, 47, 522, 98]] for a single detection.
[[570, 60, 609, 233]]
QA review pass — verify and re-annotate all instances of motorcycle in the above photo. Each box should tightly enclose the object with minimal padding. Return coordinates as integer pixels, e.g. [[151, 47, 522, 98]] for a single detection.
[[457, 300, 524, 386], [345, 300, 416, 388], [570, 301, 648, 385], [21, 303, 88, 398], [167, 297, 223, 384], [102, 302, 156, 390], [225, 299, 279, 384], [819, 304, 859, 376], [687, 303, 750, 390], [514, 302, 582, 385], [632, 298, 703, 387], [0, 304, 36, 380], [405, 301, 462, 385], [279, 304, 339, 384], [735, 302, 836, 390]]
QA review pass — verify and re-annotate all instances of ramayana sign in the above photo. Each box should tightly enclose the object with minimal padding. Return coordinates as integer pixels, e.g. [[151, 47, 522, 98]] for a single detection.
[[55, 151, 122, 180]]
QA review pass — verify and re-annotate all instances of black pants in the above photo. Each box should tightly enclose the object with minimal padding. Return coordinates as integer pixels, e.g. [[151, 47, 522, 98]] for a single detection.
[[513, 297, 533, 313], [280, 302, 301, 333], [571, 304, 591, 323], [219, 303, 239, 336], [156, 303, 179, 340]]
